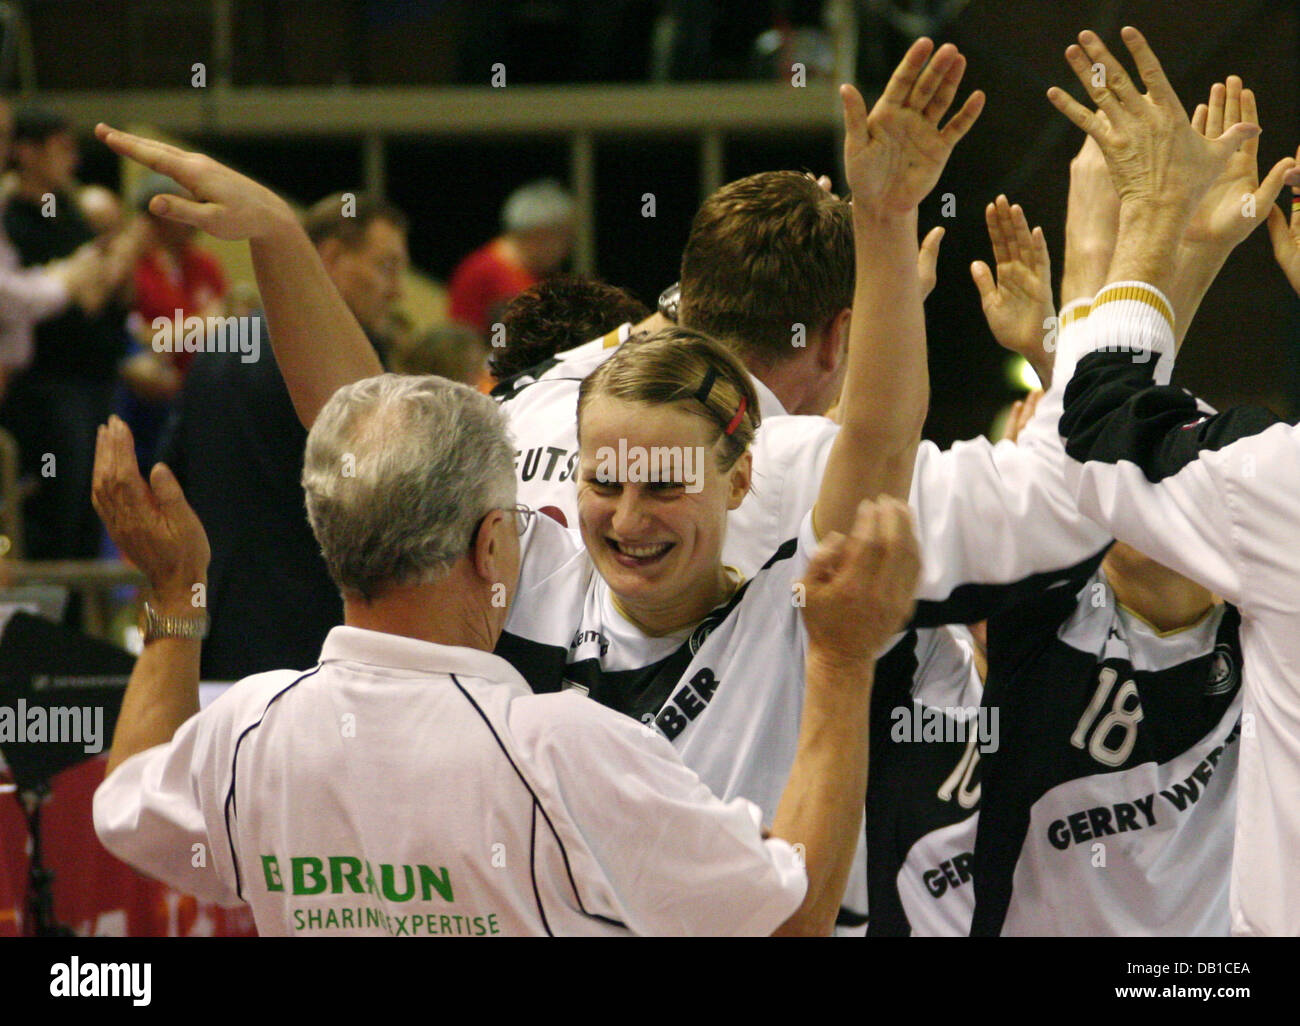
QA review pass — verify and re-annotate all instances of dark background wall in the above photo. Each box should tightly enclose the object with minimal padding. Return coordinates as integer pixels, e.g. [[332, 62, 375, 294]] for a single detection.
[[24, 0, 1300, 445]]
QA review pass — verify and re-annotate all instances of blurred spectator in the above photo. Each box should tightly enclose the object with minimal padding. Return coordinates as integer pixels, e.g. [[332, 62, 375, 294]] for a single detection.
[[78, 184, 126, 236], [390, 322, 489, 387], [492, 274, 649, 380], [303, 191, 408, 358], [157, 191, 410, 680], [0, 107, 137, 559], [448, 179, 574, 335], [0, 101, 97, 402], [119, 173, 229, 465], [131, 172, 228, 380]]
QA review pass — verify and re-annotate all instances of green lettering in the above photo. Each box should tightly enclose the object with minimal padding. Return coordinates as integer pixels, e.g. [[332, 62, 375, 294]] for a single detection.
[[262, 855, 284, 892], [291, 856, 327, 895], [380, 863, 416, 902], [418, 864, 454, 902], [329, 856, 365, 894]]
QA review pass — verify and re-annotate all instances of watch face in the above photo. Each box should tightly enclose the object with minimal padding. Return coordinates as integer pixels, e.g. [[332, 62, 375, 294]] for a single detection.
[[658, 282, 681, 322]]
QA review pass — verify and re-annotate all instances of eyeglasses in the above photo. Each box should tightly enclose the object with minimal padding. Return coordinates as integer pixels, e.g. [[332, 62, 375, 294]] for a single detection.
[[468, 504, 536, 551]]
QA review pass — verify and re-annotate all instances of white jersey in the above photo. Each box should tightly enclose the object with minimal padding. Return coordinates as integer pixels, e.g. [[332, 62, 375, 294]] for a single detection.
[[973, 567, 1240, 936], [496, 510, 984, 926], [92, 627, 806, 936], [492, 321, 1107, 934], [1060, 282, 1300, 937], [496, 508, 878, 909]]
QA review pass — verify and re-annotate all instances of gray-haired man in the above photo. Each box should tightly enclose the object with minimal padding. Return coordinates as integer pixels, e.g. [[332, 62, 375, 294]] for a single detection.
[[91, 374, 918, 936]]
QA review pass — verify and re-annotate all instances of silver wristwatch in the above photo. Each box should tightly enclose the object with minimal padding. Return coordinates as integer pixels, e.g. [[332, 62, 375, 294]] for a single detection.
[[142, 601, 209, 642]]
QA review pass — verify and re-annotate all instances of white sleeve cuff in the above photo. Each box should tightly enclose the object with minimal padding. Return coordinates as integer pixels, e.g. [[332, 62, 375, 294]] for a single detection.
[[1079, 281, 1177, 385]]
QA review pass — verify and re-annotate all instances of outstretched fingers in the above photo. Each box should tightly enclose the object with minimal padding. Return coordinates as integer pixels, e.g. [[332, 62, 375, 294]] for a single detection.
[[880, 37, 936, 107], [1205, 83, 1225, 140], [840, 83, 871, 141], [96, 124, 192, 182], [922, 51, 966, 123], [1119, 25, 1181, 109], [1009, 202, 1036, 264], [986, 199, 1012, 267], [1047, 84, 1104, 139], [939, 89, 985, 147], [1065, 39, 1126, 120], [909, 43, 959, 116]]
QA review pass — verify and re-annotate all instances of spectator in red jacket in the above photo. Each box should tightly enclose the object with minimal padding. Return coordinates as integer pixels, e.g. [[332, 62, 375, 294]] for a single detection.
[[132, 172, 228, 381], [448, 179, 575, 335]]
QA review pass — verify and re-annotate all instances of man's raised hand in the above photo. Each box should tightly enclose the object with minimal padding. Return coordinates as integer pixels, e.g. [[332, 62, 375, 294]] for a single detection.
[[95, 124, 295, 242], [1047, 27, 1262, 227], [92, 416, 209, 601], [841, 38, 983, 219]]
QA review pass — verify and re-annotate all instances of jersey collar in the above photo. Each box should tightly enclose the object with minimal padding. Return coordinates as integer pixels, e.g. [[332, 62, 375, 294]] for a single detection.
[[749, 373, 788, 419], [319, 625, 531, 693]]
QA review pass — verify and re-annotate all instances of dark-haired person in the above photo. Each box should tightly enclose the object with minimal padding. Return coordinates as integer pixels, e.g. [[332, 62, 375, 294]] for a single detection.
[[155, 190, 409, 680], [490, 274, 649, 382], [0, 100, 120, 402]]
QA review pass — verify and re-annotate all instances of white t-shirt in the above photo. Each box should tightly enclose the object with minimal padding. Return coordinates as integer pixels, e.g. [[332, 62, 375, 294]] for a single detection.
[[92, 627, 806, 936]]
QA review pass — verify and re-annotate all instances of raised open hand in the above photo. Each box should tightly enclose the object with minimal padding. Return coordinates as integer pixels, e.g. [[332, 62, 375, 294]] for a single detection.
[[842, 38, 984, 218], [1047, 28, 1262, 224], [1267, 160, 1300, 297], [1183, 78, 1294, 255], [96, 124, 295, 242], [971, 196, 1055, 384], [92, 416, 209, 598]]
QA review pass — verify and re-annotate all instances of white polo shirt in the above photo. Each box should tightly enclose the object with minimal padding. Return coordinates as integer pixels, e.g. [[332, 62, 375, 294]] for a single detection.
[[92, 626, 806, 936]]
